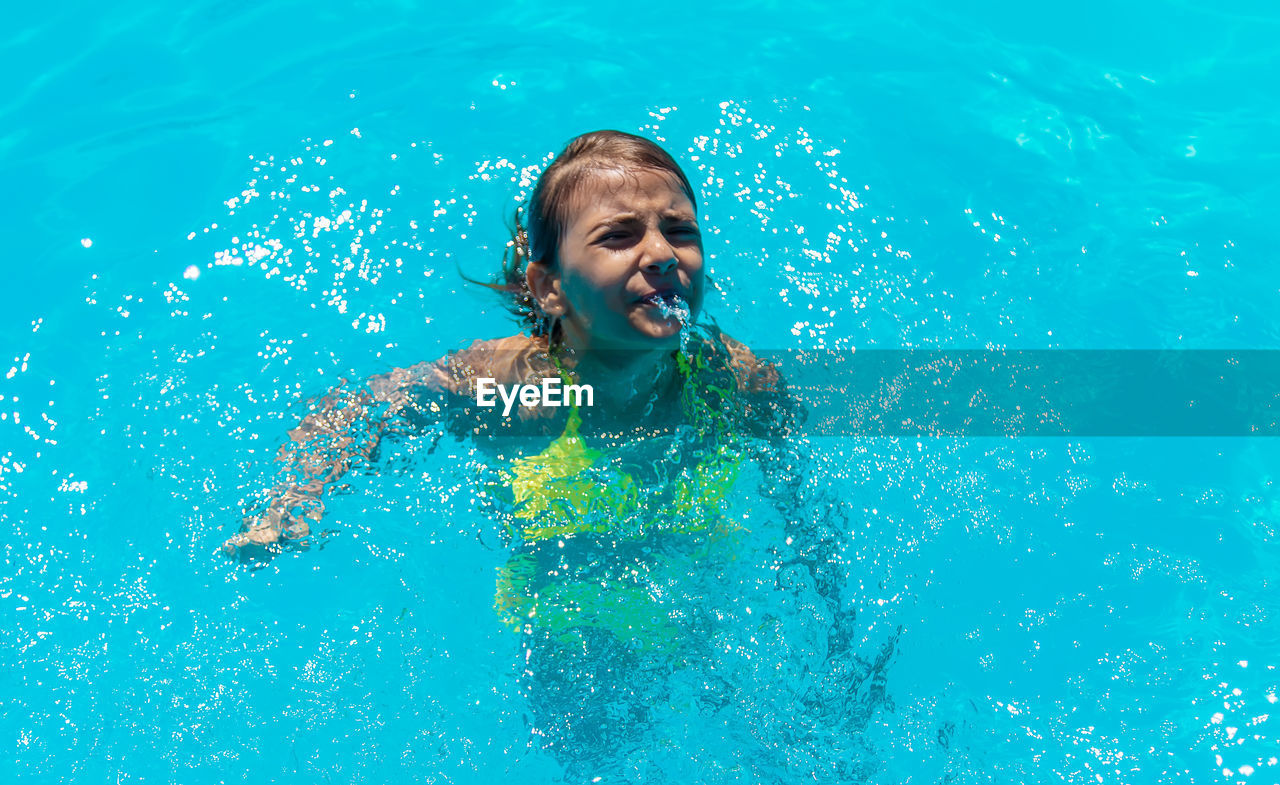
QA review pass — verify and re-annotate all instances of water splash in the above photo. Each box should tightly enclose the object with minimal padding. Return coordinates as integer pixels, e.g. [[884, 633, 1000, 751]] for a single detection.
[[655, 294, 693, 354]]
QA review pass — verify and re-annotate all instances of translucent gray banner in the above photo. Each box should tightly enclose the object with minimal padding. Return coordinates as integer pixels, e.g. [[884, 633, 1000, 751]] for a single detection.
[[771, 350, 1280, 436]]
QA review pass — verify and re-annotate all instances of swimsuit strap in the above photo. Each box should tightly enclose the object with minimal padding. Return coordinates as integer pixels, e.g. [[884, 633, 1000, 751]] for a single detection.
[[549, 352, 583, 437]]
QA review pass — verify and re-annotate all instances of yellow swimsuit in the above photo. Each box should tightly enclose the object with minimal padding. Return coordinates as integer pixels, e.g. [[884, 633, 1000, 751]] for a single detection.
[[493, 355, 748, 652]]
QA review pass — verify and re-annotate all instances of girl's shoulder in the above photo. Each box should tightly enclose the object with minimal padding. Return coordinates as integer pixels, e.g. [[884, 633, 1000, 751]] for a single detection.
[[714, 332, 781, 395], [698, 332, 797, 439], [367, 334, 552, 400], [445, 334, 555, 392]]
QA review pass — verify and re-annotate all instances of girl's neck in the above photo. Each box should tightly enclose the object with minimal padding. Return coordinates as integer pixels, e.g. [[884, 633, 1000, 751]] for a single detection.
[[551, 342, 679, 411]]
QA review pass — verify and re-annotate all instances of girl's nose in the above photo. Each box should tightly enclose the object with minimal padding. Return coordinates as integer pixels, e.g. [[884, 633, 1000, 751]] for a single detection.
[[641, 231, 678, 274], [644, 255, 678, 274]]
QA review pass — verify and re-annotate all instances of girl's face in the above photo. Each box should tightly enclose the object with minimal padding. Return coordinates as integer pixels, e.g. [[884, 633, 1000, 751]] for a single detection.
[[530, 168, 704, 353]]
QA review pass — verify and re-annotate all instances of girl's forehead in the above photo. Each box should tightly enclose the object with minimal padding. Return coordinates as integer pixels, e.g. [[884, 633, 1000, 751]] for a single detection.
[[566, 168, 693, 219]]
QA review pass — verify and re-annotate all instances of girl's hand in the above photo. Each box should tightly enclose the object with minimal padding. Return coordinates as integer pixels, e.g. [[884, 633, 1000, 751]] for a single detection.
[[220, 512, 311, 561]]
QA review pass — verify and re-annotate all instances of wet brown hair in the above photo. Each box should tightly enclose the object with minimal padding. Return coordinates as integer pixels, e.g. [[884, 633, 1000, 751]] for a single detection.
[[484, 130, 698, 337]]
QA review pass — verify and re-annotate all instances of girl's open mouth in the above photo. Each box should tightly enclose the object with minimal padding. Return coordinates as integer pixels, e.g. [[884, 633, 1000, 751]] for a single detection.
[[638, 291, 684, 307]]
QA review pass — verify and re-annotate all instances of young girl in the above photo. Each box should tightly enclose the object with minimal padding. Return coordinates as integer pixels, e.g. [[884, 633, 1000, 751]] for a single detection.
[[222, 129, 788, 563], [223, 130, 799, 773]]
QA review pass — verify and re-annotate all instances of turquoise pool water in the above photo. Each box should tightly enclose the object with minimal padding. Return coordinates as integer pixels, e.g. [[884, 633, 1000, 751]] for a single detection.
[[3, 1, 1279, 782]]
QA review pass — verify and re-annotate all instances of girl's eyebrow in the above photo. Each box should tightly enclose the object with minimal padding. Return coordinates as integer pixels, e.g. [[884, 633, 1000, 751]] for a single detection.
[[588, 210, 698, 233], [588, 213, 640, 233]]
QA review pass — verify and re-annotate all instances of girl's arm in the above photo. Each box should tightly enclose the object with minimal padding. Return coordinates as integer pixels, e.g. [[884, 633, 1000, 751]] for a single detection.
[[221, 360, 450, 559]]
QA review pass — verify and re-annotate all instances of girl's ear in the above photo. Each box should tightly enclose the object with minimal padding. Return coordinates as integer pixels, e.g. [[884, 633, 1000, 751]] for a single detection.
[[526, 262, 567, 317]]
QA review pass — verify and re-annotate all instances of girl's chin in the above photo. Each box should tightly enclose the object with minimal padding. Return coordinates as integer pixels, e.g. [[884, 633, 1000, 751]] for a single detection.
[[631, 309, 687, 339]]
